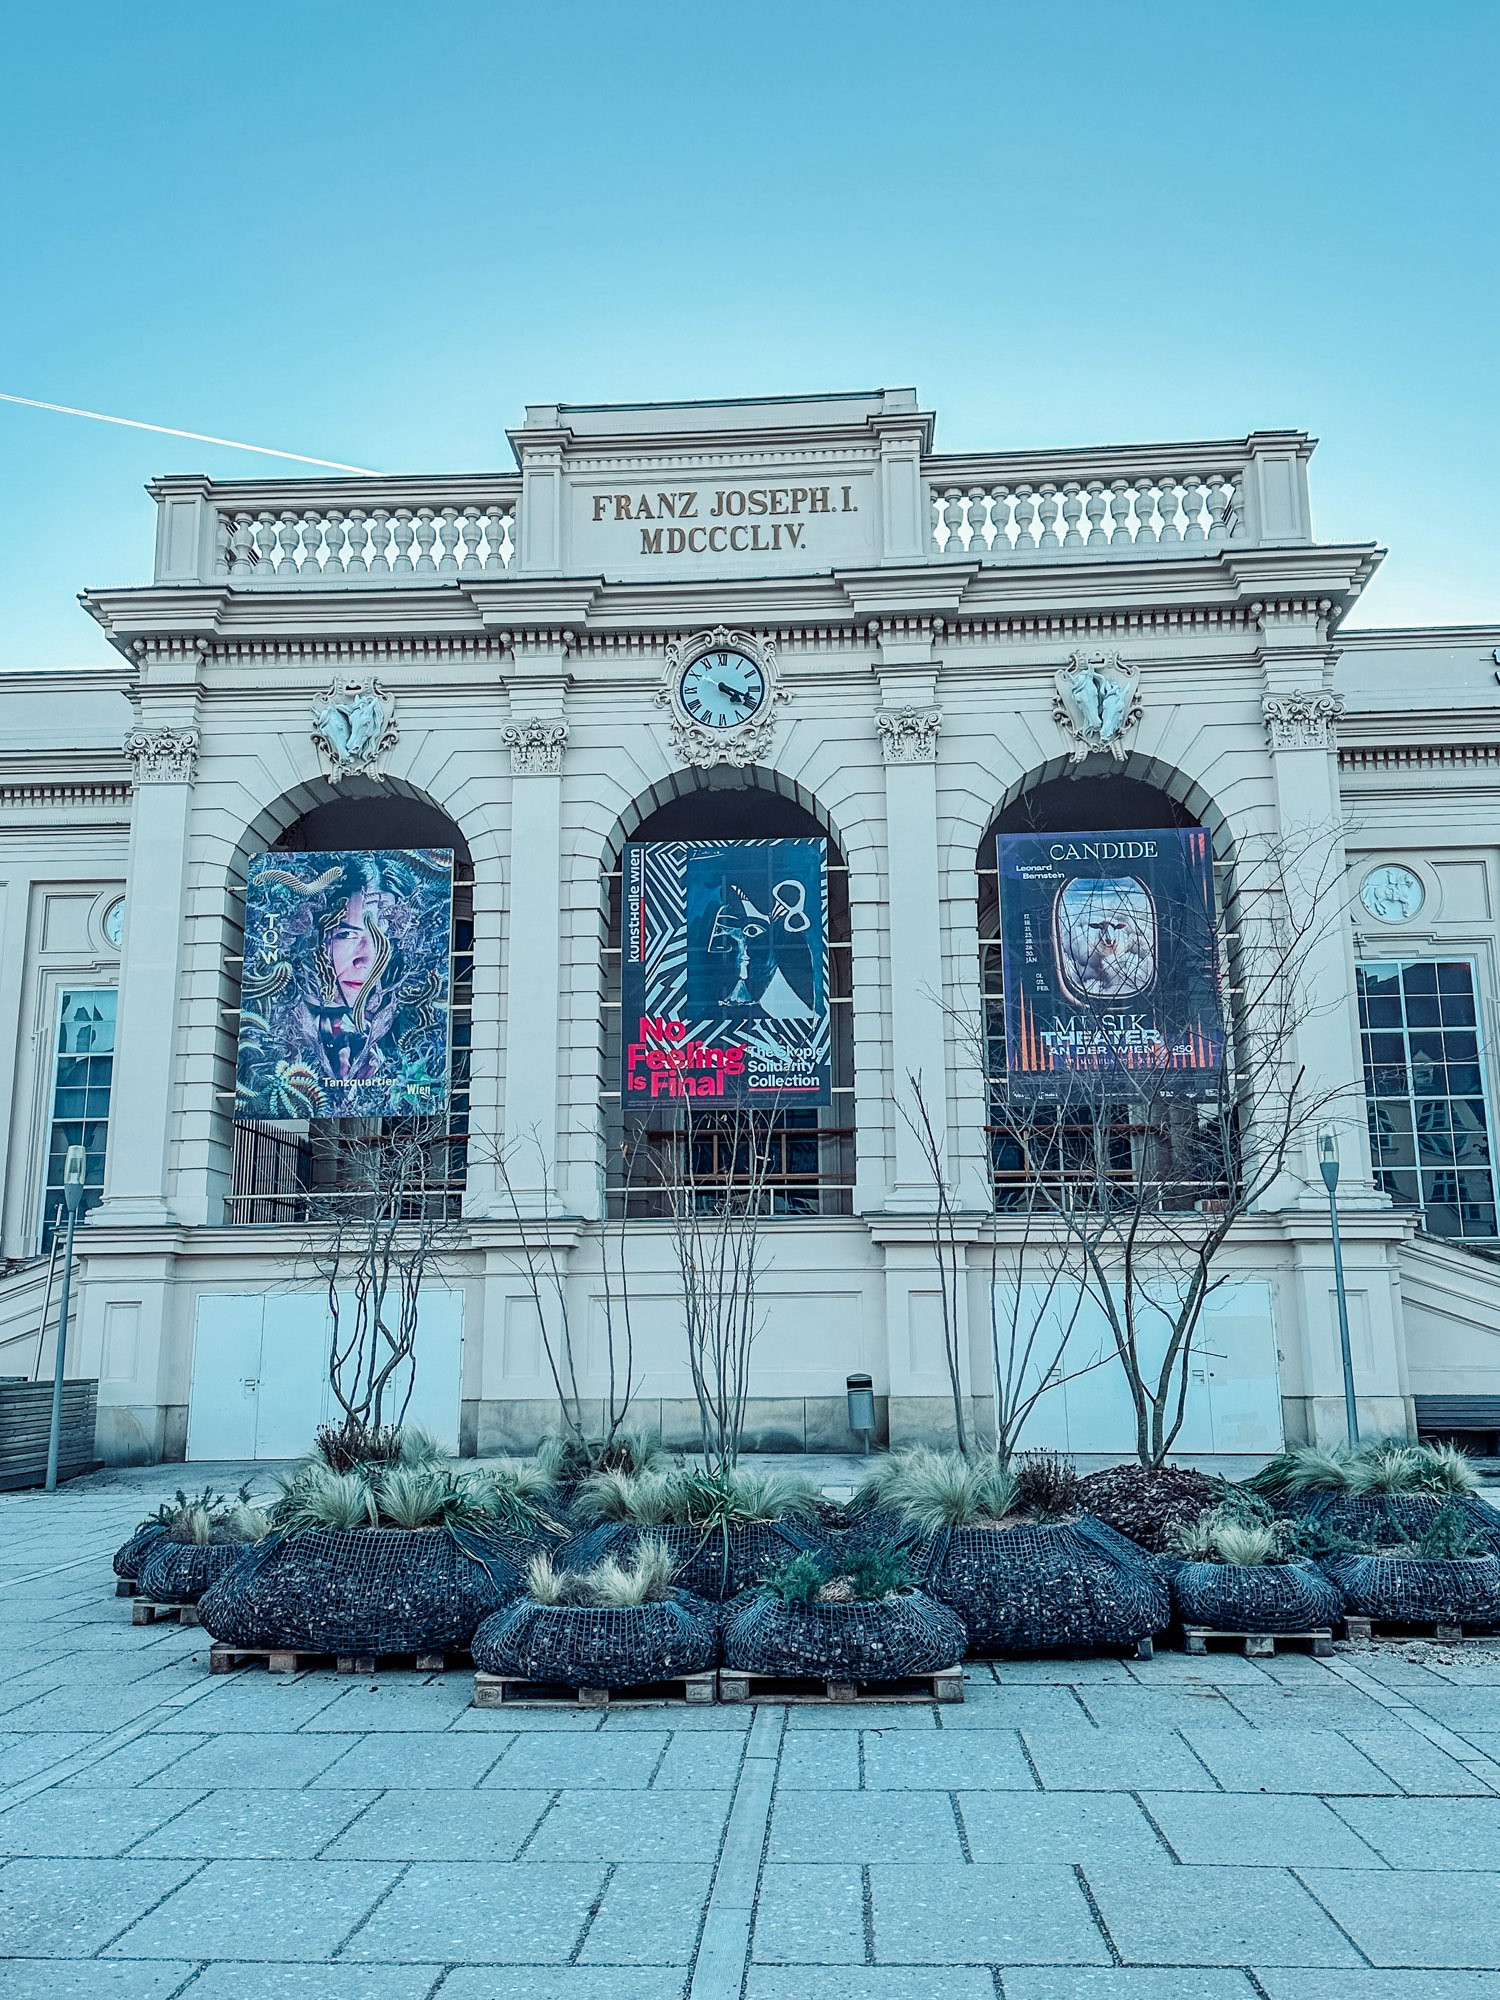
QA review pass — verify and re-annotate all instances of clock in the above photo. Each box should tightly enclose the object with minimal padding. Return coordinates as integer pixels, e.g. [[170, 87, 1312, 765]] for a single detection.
[[1361, 864, 1425, 924], [101, 898, 125, 950], [678, 646, 768, 731]]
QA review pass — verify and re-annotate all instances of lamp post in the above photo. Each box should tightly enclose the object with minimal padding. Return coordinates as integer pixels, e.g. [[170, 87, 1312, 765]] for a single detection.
[[44, 1145, 88, 1493], [1318, 1125, 1359, 1446]]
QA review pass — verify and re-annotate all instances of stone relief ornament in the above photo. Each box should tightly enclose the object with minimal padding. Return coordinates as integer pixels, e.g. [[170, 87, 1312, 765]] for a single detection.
[[1262, 689, 1345, 750], [656, 625, 788, 770], [501, 717, 569, 776], [123, 725, 200, 784], [311, 677, 398, 781], [876, 706, 943, 764], [1053, 649, 1142, 764]]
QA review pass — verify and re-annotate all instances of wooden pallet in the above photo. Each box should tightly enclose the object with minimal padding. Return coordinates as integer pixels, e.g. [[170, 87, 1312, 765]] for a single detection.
[[970, 1638, 1157, 1664], [210, 1643, 461, 1676], [1183, 1626, 1334, 1659], [114, 1578, 140, 1598], [131, 1599, 199, 1627], [717, 1665, 964, 1704], [472, 1670, 717, 1709], [1342, 1615, 1494, 1645]]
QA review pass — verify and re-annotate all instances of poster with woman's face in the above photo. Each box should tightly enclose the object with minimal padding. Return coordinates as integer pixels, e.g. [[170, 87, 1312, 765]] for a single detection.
[[234, 848, 453, 1119]]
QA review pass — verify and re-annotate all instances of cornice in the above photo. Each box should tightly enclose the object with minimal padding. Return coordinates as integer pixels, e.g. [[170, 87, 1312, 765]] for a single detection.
[[1339, 742, 1500, 774]]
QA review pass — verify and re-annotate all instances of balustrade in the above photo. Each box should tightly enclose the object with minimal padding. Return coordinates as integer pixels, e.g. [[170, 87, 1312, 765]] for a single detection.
[[216, 498, 516, 583], [930, 467, 1241, 560]]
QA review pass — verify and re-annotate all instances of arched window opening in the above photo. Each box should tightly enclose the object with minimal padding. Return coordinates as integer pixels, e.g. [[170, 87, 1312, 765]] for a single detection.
[[227, 792, 473, 1224], [601, 775, 855, 1218], [976, 771, 1235, 1215]]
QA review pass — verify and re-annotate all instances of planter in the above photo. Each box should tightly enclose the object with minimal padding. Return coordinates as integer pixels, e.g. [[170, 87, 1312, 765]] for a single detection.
[[113, 1522, 169, 1582], [1287, 1490, 1500, 1553], [908, 1515, 1168, 1653], [1321, 1551, 1500, 1628], [472, 1592, 719, 1688], [563, 1518, 826, 1602], [198, 1527, 520, 1656], [138, 1539, 253, 1606], [0, 1379, 98, 1492], [1172, 1559, 1344, 1635], [722, 1588, 966, 1680]]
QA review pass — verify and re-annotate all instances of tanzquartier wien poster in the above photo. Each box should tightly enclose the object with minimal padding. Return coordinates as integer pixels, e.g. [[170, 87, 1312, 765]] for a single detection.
[[996, 827, 1224, 1096], [622, 837, 831, 1104]]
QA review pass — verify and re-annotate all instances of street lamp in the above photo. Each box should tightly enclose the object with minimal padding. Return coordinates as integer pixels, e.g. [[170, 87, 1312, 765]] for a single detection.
[[1318, 1125, 1359, 1446], [44, 1144, 88, 1493]]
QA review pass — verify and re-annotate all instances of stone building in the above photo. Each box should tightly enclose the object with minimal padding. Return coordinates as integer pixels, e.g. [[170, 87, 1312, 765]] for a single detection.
[[2, 388, 1497, 1466]]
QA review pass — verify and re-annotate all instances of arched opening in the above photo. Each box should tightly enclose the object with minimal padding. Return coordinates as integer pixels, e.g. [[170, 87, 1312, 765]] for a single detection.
[[225, 787, 474, 1223], [976, 766, 1234, 1213], [600, 768, 855, 1217]]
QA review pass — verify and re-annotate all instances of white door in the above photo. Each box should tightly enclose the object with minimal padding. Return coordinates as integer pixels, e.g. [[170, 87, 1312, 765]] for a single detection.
[[186, 1294, 264, 1460], [255, 1295, 334, 1457], [348, 1286, 464, 1453]]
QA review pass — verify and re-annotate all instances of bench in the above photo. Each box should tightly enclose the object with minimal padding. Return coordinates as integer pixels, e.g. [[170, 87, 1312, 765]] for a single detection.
[[1414, 1396, 1500, 1454]]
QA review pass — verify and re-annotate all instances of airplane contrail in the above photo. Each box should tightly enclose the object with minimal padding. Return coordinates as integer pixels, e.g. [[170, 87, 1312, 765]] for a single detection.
[[0, 391, 379, 473]]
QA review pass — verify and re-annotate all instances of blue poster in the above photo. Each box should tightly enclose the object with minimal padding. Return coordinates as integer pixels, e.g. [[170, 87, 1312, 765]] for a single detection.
[[997, 827, 1224, 1098], [623, 838, 830, 1104], [235, 848, 453, 1119]]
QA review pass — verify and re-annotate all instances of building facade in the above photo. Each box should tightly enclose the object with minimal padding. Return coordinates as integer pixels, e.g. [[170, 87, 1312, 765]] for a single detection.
[[3, 388, 1498, 1466]]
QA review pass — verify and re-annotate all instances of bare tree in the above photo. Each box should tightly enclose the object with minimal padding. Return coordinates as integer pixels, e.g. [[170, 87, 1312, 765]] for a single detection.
[[898, 1074, 971, 1457], [659, 1104, 778, 1474]]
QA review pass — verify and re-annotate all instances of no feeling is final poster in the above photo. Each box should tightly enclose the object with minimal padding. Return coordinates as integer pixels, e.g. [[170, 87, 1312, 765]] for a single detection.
[[622, 837, 831, 1105], [997, 826, 1225, 1099]]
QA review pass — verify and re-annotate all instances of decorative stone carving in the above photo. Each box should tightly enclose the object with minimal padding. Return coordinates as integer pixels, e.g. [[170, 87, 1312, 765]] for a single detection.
[[124, 725, 200, 784], [1053, 649, 1142, 764], [1263, 689, 1345, 749], [876, 706, 943, 764], [311, 676, 398, 781], [656, 626, 788, 770], [502, 717, 569, 776]]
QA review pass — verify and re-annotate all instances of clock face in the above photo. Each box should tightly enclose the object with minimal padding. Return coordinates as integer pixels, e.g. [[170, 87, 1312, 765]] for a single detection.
[[102, 898, 125, 950], [1361, 864, 1425, 924], [679, 648, 767, 731]]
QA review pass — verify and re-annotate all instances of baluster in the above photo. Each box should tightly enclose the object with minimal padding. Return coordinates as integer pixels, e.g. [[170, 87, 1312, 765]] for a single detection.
[[1012, 484, 1036, 552], [1206, 474, 1232, 543], [436, 507, 461, 575], [1156, 478, 1182, 546], [301, 510, 324, 574], [251, 513, 276, 569], [276, 512, 301, 576], [413, 507, 438, 574], [323, 510, 346, 577], [229, 511, 257, 577], [1107, 481, 1131, 550], [457, 506, 484, 572], [212, 512, 232, 577], [1035, 483, 1061, 551], [1180, 476, 1206, 545], [938, 486, 963, 553], [369, 509, 392, 577], [1059, 482, 1084, 548], [344, 509, 369, 574], [1083, 481, 1107, 548], [954, 486, 980, 555], [1133, 478, 1158, 546], [391, 509, 415, 575], [482, 506, 503, 571]]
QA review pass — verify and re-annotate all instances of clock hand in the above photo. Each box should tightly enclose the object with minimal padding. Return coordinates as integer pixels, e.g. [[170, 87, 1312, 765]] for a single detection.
[[712, 680, 756, 710]]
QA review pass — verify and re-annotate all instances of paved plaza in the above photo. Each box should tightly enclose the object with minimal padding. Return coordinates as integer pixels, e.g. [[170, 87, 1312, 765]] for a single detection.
[[5, 1468, 1500, 1998]]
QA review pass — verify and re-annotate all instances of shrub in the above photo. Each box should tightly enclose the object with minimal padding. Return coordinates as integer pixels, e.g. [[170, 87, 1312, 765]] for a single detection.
[[525, 1537, 679, 1609], [1416, 1503, 1487, 1561], [761, 1545, 917, 1606], [1247, 1437, 1480, 1500], [854, 1449, 1018, 1530], [1078, 1463, 1223, 1553], [273, 1460, 553, 1540], [157, 1486, 269, 1547], [761, 1550, 826, 1605], [534, 1430, 667, 1486], [1014, 1451, 1085, 1522], [573, 1465, 820, 1529]]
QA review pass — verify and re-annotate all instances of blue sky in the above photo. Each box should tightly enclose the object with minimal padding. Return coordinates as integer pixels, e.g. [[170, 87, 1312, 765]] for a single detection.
[[2, 2, 1495, 666]]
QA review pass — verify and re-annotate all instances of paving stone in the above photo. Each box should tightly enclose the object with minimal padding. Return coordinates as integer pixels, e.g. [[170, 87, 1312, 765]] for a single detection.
[[767, 1789, 963, 1863], [0, 1961, 199, 1998], [781, 1703, 937, 1730], [55, 1734, 210, 1787], [869, 1859, 1109, 1964], [1331, 1795, 1500, 1868], [297, 1682, 474, 1732], [0, 1785, 198, 1857], [1181, 1726, 1401, 1794], [751, 1862, 865, 1964], [160, 1968, 444, 2000], [339, 1860, 605, 1962], [1302, 1866, 1500, 1967], [776, 1730, 860, 1790], [128, 1788, 378, 1859], [1404, 1687, 1500, 1732], [959, 1789, 1166, 1866], [1083, 1861, 1362, 1967], [0, 1856, 199, 1957], [1255, 1973, 1500, 1998], [1139, 1790, 1381, 1867], [0, 1730, 98, 1786], [579, 1860, 714, 1963], [1343, 1727, 1494, 1795], [1002, 1976, 1259, 1999], [1078, 1688, 1251, 1730], [140, 1732, 358, 1789], [651, 1731, 745, 1790], [1225, 1689, 1402, 1730], [322, 1786, 553, 1860], [526, 1789, 732, 1863], [1021, 1727, 1216, 1792], [1127, 1652, 1272, 1685], [745, 1976, 995, 2000], [991, 1658, 1138, 1685], [483, 1730, 667, 1788], [308, 1732, 510, 1788], [450, 1705, 604, 1732], [863, 1727, 1034, 1790], [438, 1973, 685, 1999], [1, 1686, 172, 1732], [596, 1704, 752, 1731], [937, 1685, 1090, 1728], [104, 1857, 400, 1960], [149, 1679, 349, 1731]]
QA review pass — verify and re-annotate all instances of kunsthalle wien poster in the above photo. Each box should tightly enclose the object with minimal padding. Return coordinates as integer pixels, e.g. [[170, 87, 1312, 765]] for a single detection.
[[623, 837, 831, 1104], [234, 847, 453, 1119], [996, 826, 1224, 1097]]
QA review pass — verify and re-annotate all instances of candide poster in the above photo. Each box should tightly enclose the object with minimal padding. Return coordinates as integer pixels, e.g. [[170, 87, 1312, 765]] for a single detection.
[[235, 848, 453, 1119], [996, 827, 1224, 1098], [623, 838, 830, 1104]]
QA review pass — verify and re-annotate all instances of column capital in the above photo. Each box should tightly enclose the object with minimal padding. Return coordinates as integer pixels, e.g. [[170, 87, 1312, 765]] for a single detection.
[[123, 725, 200, 785], [1262, 689, 1345, 751], [502, 716, 570, 776], [876, 705, 943, 764]]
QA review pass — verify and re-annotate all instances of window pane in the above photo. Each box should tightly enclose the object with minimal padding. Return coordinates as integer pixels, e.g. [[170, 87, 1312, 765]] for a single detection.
[[41, 990, 117, 1249], [1402, 964, 1439, 995]]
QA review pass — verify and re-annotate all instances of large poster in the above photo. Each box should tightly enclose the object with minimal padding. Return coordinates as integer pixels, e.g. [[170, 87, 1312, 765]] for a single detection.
[[997, 827, 1224, 1098], [623, 838, 830, 1104], [235, 848, 453, 1120]]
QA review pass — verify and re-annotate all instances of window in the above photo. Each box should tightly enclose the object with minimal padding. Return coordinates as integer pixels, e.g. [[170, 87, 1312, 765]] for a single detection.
[[1359, 960, 1498, 1240], [40, 988, 116, 1248]]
